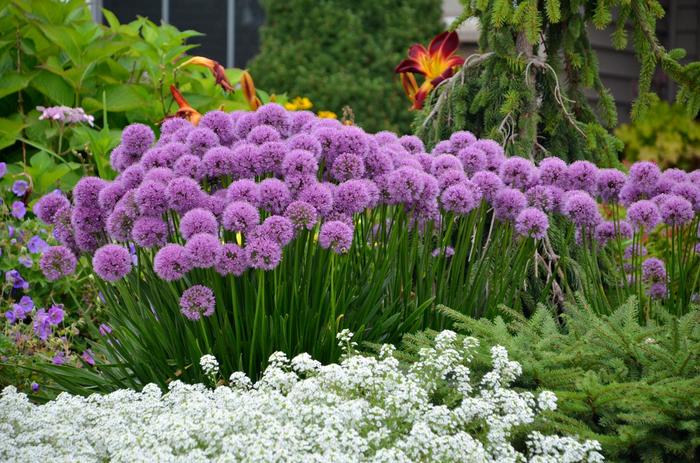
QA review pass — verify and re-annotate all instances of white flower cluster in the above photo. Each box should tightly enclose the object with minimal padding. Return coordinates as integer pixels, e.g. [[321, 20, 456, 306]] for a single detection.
[[0, 331, 604, 462]]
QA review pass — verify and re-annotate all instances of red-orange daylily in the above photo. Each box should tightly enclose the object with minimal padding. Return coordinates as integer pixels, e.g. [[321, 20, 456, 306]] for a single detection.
[[180, 56, 234, 92], [169, 85, 202, 126], [395, 31, 464, 110]]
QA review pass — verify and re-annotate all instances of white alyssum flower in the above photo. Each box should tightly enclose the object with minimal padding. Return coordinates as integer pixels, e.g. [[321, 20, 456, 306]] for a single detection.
[[199, 354, 219, 377], [0, 332, 604, 463]]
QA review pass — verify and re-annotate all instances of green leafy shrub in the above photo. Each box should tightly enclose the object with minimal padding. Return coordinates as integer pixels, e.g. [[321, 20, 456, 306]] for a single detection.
[[402, 297, 700, 462], [616, 99, 700, 170], [248, 0, 443, 134]]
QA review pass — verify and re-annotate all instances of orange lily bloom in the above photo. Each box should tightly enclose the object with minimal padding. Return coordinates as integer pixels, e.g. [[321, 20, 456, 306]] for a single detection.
[[180, 56, 234, 92], [395, 31, 464, 109], [169, 85, 201, 126], [240, 71, 262, 110]]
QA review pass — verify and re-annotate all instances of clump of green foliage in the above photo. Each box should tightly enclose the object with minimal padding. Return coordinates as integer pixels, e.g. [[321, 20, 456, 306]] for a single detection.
[[416, 0, 700, 165], [616, 98, 700, 170], [248, 0, 444, 134], [402, 297, 700, 462]]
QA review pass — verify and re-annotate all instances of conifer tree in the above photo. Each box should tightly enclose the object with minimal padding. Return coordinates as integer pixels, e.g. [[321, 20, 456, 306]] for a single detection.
[[414, 0, 700, 165]]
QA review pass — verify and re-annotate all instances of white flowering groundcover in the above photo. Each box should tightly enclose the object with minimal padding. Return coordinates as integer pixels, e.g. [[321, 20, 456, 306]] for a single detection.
[[0, 331, 603, 462]]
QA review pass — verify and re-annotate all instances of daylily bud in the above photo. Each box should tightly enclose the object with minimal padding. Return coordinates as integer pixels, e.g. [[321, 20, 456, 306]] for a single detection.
[[169, 85, 202, 126], [180, 56, 234, 92], [241, 71, 262, 110]]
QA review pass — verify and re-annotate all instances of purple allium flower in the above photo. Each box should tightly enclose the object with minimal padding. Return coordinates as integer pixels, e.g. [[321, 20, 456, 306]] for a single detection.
[[563, 191, 601, 228], [141, 147, 170, 170], [412, 152, 432, 172], [298, 183, 334, 215], [166, 177, 205, 214], [255, 103, 291, 134], [202, 146, 236, 178], [245, 238, 282, 270], [228, 143, 260, 177], [331, 152, 365, 181], [92, 244, 132, 282], [121, 123, 155, 156], [180, 208, 218, 239], [161, 117, 192, 136], [99, 323, 112, 336], [97, 182, 126, 213], [33, 309, 51, 341], [624, 244, 648, 261], [471, 171, 503, 202], [285, 201, 318, 230], [70, 207, 104, 234], [398, 135, 424, 154], [287, 133, 322, 158], [538, 157, 569, 188], [186, 127, 220, 157], [441, 183, 477, 215], [449, 131, 477, 150], [431, 154, 463, 179], [222, 201, 260, 233], [47, 305, 64, 325], [362, 150, 393, 179], [431, 140, 453, 156], [256, 141, 287, 175], [174, 154, 205, 180], [33, 192, 70, 225], [282, 149, 318, 178], [233, 112, 258, 140], [627, 200, 661, 230], [82, 349, 95, 366], [500, 157, 538, 191], [184, 233, 220, 268], [437, 169, 467, 191], [375, 131, 399, 145], [566, 161, 599, 194], [319, 220, 353, 254], [515, 207, 549, 239], [642, 257, 667, 283], [289, 110, 316, 134], [394, 156, 423, 171], [647, 282, 667, 299], [247, 124, 281, 145], [27, 235, 49, 254], [200, 110, 236, 145], [105, 207, 133, 241], [525, 185, 555, 213], [74, 229, 101, 252], [215, 243, 248, 276], [628, 161, 661, 194], [493, 188, 527, 222], [619, 182, 643, 206], [12, 180, 29, 196], [115, 190, 139, 219], [257, 178, 291, 215], [227, 179, 259, 204], [109, 146, 129, 172], [333, 180, 370, 214], [661, 168, 688, 184], [659, 195, 694, 226], [594, 221, 632, 245], [456, 147, 486, 177], [255, 215, 294, 246], [387, 167, 425, 203], [132, 216, 168, 248], [143, 167, 175, 185], [472, 140, 505, 172], [284, 174, 316, 197], [671, 182, 700, 212], [11, 201, 26, 219], [596, 168, 626, 203], [331, 126, 369, 160], [154, 244, 192, 281], [120, 164, 145, 189], [135, 181, 168, 216]]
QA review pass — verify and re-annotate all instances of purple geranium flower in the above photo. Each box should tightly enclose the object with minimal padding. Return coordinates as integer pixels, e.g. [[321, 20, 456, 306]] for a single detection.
[[12, 180, 29, 196], [11, 201, 26, 219]]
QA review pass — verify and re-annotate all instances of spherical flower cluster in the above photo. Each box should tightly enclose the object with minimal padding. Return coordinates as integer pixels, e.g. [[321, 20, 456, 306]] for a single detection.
[[627, 200, 661, 230], [319, 221, 353, 254], [92, 244, 132, 282], [39, 246, 77, 281], [179, 285, 216, 320], [515, 207, 549, 239]]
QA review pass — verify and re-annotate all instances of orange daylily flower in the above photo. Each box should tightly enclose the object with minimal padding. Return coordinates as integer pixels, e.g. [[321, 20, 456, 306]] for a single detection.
[[180, 56, 234, 92], [240, 71, 262, 110], [169, 85, 201, 125], [395, 31, 464, 110]]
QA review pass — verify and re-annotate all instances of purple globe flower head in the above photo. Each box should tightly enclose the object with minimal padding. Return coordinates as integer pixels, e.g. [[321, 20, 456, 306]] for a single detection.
[[688, 170, 700, 187], [245, 237, 282, 270], [222, 201, 260, 233], [642, 257, 667, 283], [135, 181, 168, 216], [647, 282, 667, 300], [627, 200, 661, 230], [228, 143, 259, 178], [431, 140, 453, 156], [92, 244, 132, 282], [289, 110, 316, 134], [333, 179, 370, 215], [227, 179, 259, 204], [254, 215, 294, 246], [287, 133, 322, 159], [105, 206, 134, 241], [33, 191, 70, 225], [411, 152, 432, 172], [121, 123, 155, 156], [624, 244, 648, 262], [493, 187, 527, 222], [515, 207, 549, 239], [180, 285, 216, 321], [566, 161, 599, 194], [471, 139, 504, 172], [161, 117, 192, 136], [525, 185, 556, 213], [431, 154, 463, 179], [12, 180, 29, 196], [97, 181, 126, 214], [394, 156, 424, 171], [285, 174, 317, 197], [285, 201, 318, 230], [596, 168, 626, 203], [653, 176, 675, 196], [282, 149, 318, 178], [629, 161, 661, 194], [132, 216, 168, 248], [186, 127, 220, 157], [160, 142, 189, 165], [471, 171, 503, 203], [40, 246, 77, 281], [47, 305, 64, 325], [203, 146, 236, 178], [200, 110, 236, 145], [437, 169, 467, 191], [109, 146, 129, 172], [143, 167, 175, 185], [255, 103, 291, 134], [258, 178, 291, 215], [659, 194, 694, 226], [180, 208, 219, 239], [166, 176, 205, 214], [73, 177, 108, 208], [398, 135, 424, 154], [319, 220, 353, 254], [233, 112, 258, 140], [33, 309, 52, 341], [382, 142, 408, 159], [70, 207, 105, 234], [538, 157, 569, 188], [247, 124, 281, 145], [298, 183, 334, 215], [618, 181, 643, 207], [660, 167, 687, 183], [184, 233, 220, 268], [215, 243, 248, 276], [456, 146, 486, 177], [387, 167, 425, 204], [594, 221, 632, 245], [449, 131, 477, 151], [141, 147, 170, 170], [27, 235, 49, 254], [671, 182, 700, 212], [563, 191, 601, 228], [74, 229, 102, 252], [499, 156, 538, 191], [331, 152, 365, 182], [332, 126, 370, 160], [114, 189, 139, 220], [375, 131, 399, 145], [441, 183, 477, 215], [154, 244, 192, 281], [119, 164, 145, 190], [173, 154, 205, 181], [361, 179, 381, 208], [256, 141, 287, 175]]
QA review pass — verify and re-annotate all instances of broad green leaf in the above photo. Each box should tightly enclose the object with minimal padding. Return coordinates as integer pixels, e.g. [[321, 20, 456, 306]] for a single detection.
[[31, 70, 75, 105], [34, 24, 84, 65], [103, 84, 150, 112], [0, 117, 24, 139], [0, 71, 33, 99], [102, 9, 120, 30]]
